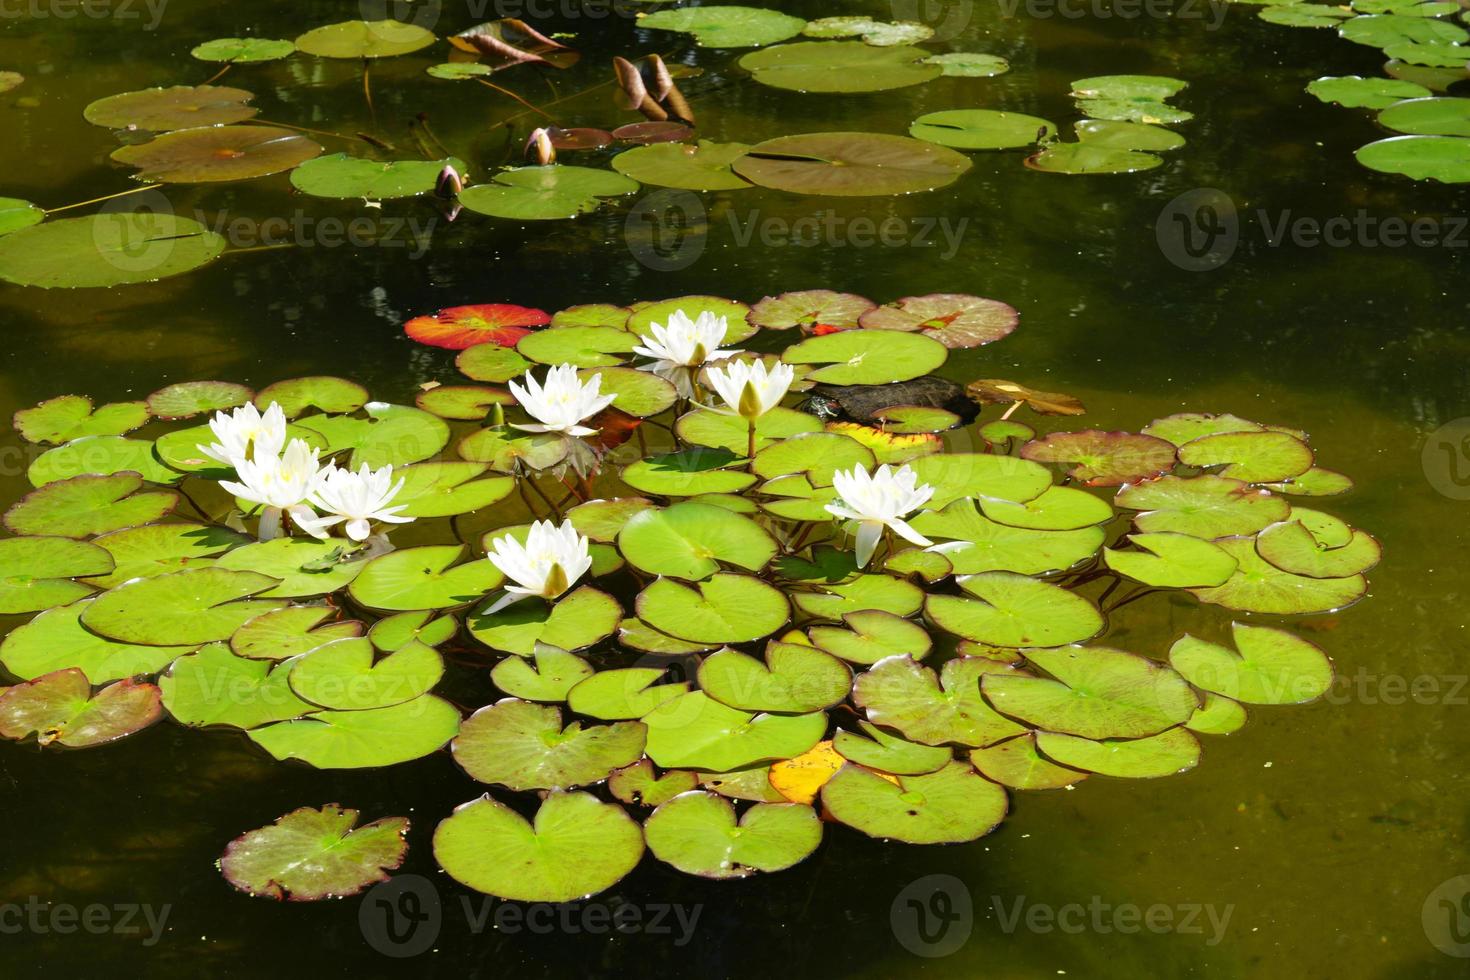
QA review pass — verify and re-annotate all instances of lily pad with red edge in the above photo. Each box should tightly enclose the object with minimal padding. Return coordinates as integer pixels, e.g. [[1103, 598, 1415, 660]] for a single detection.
[[219, 805, 409, 901], [734, 133, 972, 197], [1190, 536, 1367, 614], [147, 381, 253, 419], [13, 395, 150, 445], [110, 125, 323, 183], [415, 385, 515, 420], [548, 127, 614, 150], [858, 293, 1019, 349], [405, 304, 550, 350], [0, 668, 162, 747], [255, 377, 368, 417], [739, 41, 941, 93], [613, 122, 694, 144], [749, 290, 876, 331], [1115, 474, 1291, 538], [82, 84, 258, 130], [1021, 430, 1177, 486], [966, 379, 1086, 416], [1176, 430, 1314, 483]]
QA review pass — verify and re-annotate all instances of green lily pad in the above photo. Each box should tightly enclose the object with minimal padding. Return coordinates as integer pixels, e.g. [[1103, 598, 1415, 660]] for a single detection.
[[427, 62, 495, 79], [290, 154, 467, 199], [910, 499, 1104, 575], [0, 213, 227, 289], [885, 547, 953, 583], [457, 427, 570, 472], [491, 644, 594, 701], [739, 41, 941, 92], [581, 368, 676, 418], [1378, 95, 1470, 136], [295, 402, 449, 468], [391, 462, 514, 518], [1186, 692, 1248, 734], [417, 385, 515, 421], [701, 765, 788, 802], [618, 617, 719, 654], [971, 733, 1088, 790], [926, 572, 1104, 647], [1115, 475, 1290, 537], [255, 377, 369, 418], [4, 473, 176, 538], [832, 720, 951, 774], [231, 605, 363, 660], [854, 655, 1026, 747], [1141, 411, 1263, 446], [452, 699, 646, 790], [13, 395, 149, 444], [433, 792, 644, 902], [1381, 41, 1470, 66], [612, 141, 753, 190], [621, 448, 757, 496], [922, 52, 1010, 76], [1021, 430, 1177, 486], [0, 197, 44, 236], [1190, 536, 1367, 613], [1074, 119, 1185, 150], [369, 610, 455, 652], [566, 497, 655, 542], [609, 759, 700, 806], [564, 668, 690, 719], [289, 637, 443, 711], [821, 760, 1007, 843], [781, 329, 948, 384], [618, 501, 778, 580], [295, 20, 437, 58], [908, 452, 1052, 509], [82, 84, 257, 129], [0, 599, 194, 682], [554, 303, 632, 329], [0, 669, 162, 748], [637, 574, 788, 644], [191, 38, 297, 63], [82, 567, 285, 645], [1356, 133, 1470, 179], [1256, 517, 1381, 577], [809, 610, 932, 665], [1261, 467, 1354, 496], [1260, 4, 1355, 26], [111, 125, 323, 183], [794, 572, 925, 621], [517, 325, 639, 367], [733, 132, 971, 197], [0, 536, 111, 614], [982, 646, 1196, 739], [977, 486, 1113, 531], [626, 296, 759, 343], [1169, 623, 1334, 704], [643, 691, 826, 770], [145, 381, 253, 420], [1176, 430, 1313, 482], [873, 406, 961, 433], [645, 792, 820, 878], [459, 166, 639, 220], [910, 109, 1057, 149], [249, 694, 461, 768], [1340, 12, 1467, 46], [749, 430, 872, 484], [1307, 74, 1433, 107], [160, 642, 315, 729], [698, 642, 851, 713], [219, 805, 407, 901], [1026, 143, 1164, 174], [1072, 74, 1188, 99], [84, 522, 248, 589], [748, 290, 876, 331], [214, 538, 363, 599], [1035, 728, 1200, 778], [638, 6, 806, 46], [1074, 98, 1194, 124], [348, 545, 501, 611], [1103, 532, 1239, 587], [468, 586, 621, 655]]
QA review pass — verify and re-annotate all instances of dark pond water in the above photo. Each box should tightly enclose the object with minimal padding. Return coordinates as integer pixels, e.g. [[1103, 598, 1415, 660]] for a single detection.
[[2, 0, 1469, 976]]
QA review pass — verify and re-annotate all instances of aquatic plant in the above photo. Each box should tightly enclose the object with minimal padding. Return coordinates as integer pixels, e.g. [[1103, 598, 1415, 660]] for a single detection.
[[0, 296, 1380, 900]]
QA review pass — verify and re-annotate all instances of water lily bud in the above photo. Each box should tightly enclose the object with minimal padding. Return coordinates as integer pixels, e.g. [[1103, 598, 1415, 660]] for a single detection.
[[490, 402, 506, 428], [435, 164, 463, 199], [525, 128, 556, 166]]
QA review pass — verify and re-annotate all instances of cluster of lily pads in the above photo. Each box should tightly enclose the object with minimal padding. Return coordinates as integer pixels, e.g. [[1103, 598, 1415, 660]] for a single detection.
[[1244, 0, 1470, 180], [0, 293, 1379, 901]]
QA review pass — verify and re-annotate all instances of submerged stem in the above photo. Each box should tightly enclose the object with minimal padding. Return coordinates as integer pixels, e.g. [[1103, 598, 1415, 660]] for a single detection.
[[475, 77, 556, 121], [45, 184, 155, 215]]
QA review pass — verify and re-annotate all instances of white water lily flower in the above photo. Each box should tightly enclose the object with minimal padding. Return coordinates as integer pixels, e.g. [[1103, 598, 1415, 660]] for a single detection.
[[484, 519, 593, 614], [220, 437, 322, 540], [705, 359, 795, 419], [825, 463, 935, 568], [298, 462, 413, 542], [199, 401, 287, 466], [633, 310, 741, 398], [508, 363, 616, 438]]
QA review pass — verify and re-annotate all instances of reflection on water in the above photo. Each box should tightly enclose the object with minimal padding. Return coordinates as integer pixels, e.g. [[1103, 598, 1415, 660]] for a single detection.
[[1, 0, 1468, 976]]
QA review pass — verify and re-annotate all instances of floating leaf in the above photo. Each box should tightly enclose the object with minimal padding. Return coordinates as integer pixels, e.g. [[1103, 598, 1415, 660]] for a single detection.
[[1185, 693, 1247, 735], [416, 385, 516, 421], [1169, 624, 1334, 704], [111, 126, 323, 183], [1261, 467, 1354, 496], [617, 501, 777, 580], [626, 296, 759, 343], [232, 605, 362, 660], [922, 52, 1009, 76], [0, 599, 194, 682], [405, 303, 549, 350], [1025, 143, 1164, 174], [1075, 98, 1193, 124], [1380, 41, 1470, 66], [1356, 133, 1470, 180], [4, 473, 176, 538], [1075, 119, 1187, 150], [612, 141, 752, 190], [612, 121, 695, 144], [191, 38, 297, 63], [368, 610, 455, 652], [622, 448, 757, 496], [1260, 4, 1355, 25], [249, 695, 461, 768], [348, 544, 500, 611], [83, 84, 257, 129], [82, 567, 284, 644], [982, 646, 1196, 739], [1141, 411, 1262, 446], [295, 402, 449, 468], [433, 792, 644, 902], [971, 733, 1087, 790], [295, 20, 436, 58], [739, 41, 941, 92], [1103, 532, 1239, 587], [0, 213, 227, 288], [1115, 475, 1290, 538], [219, 805, 407, 901], [701, 766, 787, 802], [821, 761, 1007, 843], [491, 644, 594, 701], [459, 165, 639, 220], [468, 586, 621, 655], [977, 486, 1113, 531], [638, 6, 806, 47], [909, 499, 1104, 575], [910, 109, 1056, 149], [636, 574, 788, 644], [767, 740, 847, 803], [518, 325, 638, 367], [609, 759, 699, 806], [858, 293, 1019, 349], [161, 643, 314, 728], [452, 699, 646, 790], [1308, 74, 1433, 107], [748, 290, 876, 330], [13, 395, 149, 445], [427, 62, 494, 80], [855, 654, 1026, 747], [1071, 74, 1188, 100], [255, 377, 369, 418], [925, 572, 1104, 647], [1176, 430, 1313, 482], [84, 522, 248, 588], [1190, 536, 1367, 613], [1339, 12, 1467, 47], [734, 132, 971, 196], [832, 720, 951, 774], [290, 637, 444, 711], [0, 536, 111, 613], [391, 462, 514, 518], [1021, 430, 1177, 485], [0, 669, 161, 748], [1256, 517, 1381, 577], [216, 538, 363, 599], [781, 329, 948, 384], [147, 381, 252, 419], [563, 668, 689, 719], [291, 154, 467, 199], [645, 792, 820, 878], [457, 426, 569, 472], [643, 691, 825, 770], [1035, 728, 1200, 778], [0, 197, 43, 236], [618, 617, 718, 655], [698, 642, 851, 713], [909, 452, 1052, 509], [809, 609, 932, 665]]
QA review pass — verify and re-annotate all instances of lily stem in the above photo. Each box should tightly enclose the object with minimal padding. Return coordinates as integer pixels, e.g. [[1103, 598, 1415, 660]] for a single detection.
[[523, 476, 563, 521], [476, 78, 556, 121], [45, 184, 156, 215], [202, 64, 233, 85]]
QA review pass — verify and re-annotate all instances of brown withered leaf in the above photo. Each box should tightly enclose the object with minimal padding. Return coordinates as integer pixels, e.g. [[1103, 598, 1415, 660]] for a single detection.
[[451, 19, 579, 69], [966, 379, 1086, 416]]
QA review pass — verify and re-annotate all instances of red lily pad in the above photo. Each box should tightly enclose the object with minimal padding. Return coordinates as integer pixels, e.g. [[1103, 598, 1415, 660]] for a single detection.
[[548, 127, 614, 150], [110, 125, 323, 183], [1021, 430, 1178, 486], [749, 290, 877, 331], [0, 668, 162, 748], [858, 293, 1019, 349], [732, 132, 972, 197], [83, 84, 258, 130], [613, 122, 695, 145], [404, 304, 551, 350]]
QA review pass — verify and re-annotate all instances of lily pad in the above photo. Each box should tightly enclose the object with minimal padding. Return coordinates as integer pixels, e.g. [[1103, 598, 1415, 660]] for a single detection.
[[1176, 430, 1314, 482], [1190, 536, 1367, 613], [564, 668, 689, 720], [781, 328, 948, 384], [83, 84, 257, 130], [1021, 430, 1177, 485], [618, 617, 719, 655], [1103, 532, 1239, 587], [368, 610, 456, 652], [1339, 12, 1468, 47], [832, 720, 952, 774], [622, 448, 757, 496], [4, 473, 176, 538], [391, 462, 514, 518], [582, 368, 676, 419], [416, 386, 516, 421], [249, 695, 461, 768], [146, 381, 253, 419], [231, 605, 363, 660], [1075, 119, 1186, 150], [0, 599, 195, 682], [910, 110, 1057, 149], [809, 609, 932, 665], [1380, 41, 1470, 66], [1261, 467, 1354, 496], [291, 155, 467, 199], [160, 643, 315, 729], [858, 293, 1019, 349], [1169, 623, 1334, 704], [925, 572, 1104, 647], [0, 536, 111, 614], [84, 522, 248, 588], [612, 141, 752, 190], [909, 499, 1104, 575], [219, 805, 407, 901], [639, 6, 807, 47], [821, 760, 1007, 843], [749, 290, 877, 331], [491, 644, 594, 701], [255, 377, 369, 417], [290, 637, 444, 711], [433, 792, 644, 902], [1074, 98, 1193, 124], [1035, 728, 1200, 778], [699, 642, 852, 713], [459, 166, 639, 220], [457, 427, 570, 472], [636, 574, 788, 644], [1307, 74, 1433, 107], [609, 759, 699, 806], [982, 646, 1196, 739], [977, 486, 1113, 531], [0, 213, 227, 288], [1072, 74, 1188, 99], [1260, 4, 1354, 25], [0, 198, 42, 237], [626, 296, 759, 343], [643, 691, 826, 770], [348, 545, 501, 611], [406, 304, 548, 351], [82, 567, 285, 645], [1025, 143, 1164, 174], [971, 733, 1087, 790], [1356, 133, 1470, 179], [294, 20, 437, 58], [1115, 475, 1290, 537], [191, 38, 297, 63], [452, 699, 646, 790], [110, 126, 323, 183], [645, 793, 821, 878], [855, 654, 1026, 747], [216, 538, 364, 599], [1256, 517, 1381, 577], [1186, 693, 1248, 735], [618, 501, 777, 580], [467, 586, 621, 655], [739, 41, 941, 92], [922, 52, 1010, 76], [13, 396, 149, 445], [0, 669, 161, 748], [518, 325, 638, 367], [908, 452, 1052, 509], [733, 132, 971, 196]]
